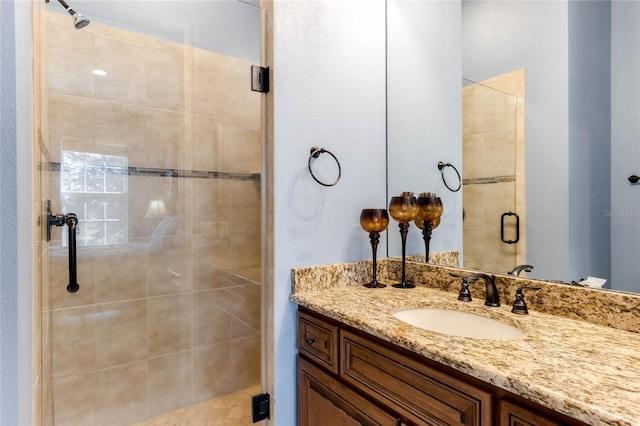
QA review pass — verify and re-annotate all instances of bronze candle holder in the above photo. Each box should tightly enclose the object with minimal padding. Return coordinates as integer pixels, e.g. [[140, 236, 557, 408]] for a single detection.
[[388, 192, 419, 288], [360, 208, 389, 288], [415, 192, 444, 262]]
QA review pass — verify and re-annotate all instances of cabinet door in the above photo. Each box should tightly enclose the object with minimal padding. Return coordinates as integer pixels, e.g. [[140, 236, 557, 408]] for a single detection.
[[341, 330, 492, 426], [298, 357, 402, 426], [500, 400, 564, 426]]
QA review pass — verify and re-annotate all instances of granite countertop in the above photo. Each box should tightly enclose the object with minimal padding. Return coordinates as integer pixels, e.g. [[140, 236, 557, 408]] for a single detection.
[[291, 283, 640, 426]]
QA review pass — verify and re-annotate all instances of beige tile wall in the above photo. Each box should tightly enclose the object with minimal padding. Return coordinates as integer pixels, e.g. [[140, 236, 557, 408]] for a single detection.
[[40, 11, 262, 425], [479, 69, 527, 268], [462, 69, 526, 273]]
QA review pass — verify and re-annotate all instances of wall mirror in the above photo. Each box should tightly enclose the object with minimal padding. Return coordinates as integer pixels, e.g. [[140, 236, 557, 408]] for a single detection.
[[386, 0, 640, 293]]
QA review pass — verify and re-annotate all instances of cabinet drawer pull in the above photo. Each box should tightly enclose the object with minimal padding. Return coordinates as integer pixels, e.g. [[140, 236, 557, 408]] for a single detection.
[[306, 337, 318, 345]]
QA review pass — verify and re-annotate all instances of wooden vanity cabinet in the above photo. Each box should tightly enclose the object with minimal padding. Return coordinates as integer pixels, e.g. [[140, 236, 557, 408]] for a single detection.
[[298, 357, 402, 426], [297, 307, 588, 426]]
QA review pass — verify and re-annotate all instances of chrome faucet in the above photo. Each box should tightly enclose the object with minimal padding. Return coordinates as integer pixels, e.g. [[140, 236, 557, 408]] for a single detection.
[[508, 264, 534, 276]]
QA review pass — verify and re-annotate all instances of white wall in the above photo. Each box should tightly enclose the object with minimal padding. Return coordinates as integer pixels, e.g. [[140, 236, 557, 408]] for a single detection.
[[462, 0, 571, 282], [611, 0, 640, 292], [15, 0, 34, 422], [387, 0, 463, 259], [3, 1, 33, 424], [272, 0, 387, 423], [0, 1, 19, 424], [568, 0, 611, 285]]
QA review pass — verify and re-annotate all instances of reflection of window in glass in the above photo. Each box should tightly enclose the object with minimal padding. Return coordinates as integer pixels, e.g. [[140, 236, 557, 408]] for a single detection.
[[61, 151, 128, 246]]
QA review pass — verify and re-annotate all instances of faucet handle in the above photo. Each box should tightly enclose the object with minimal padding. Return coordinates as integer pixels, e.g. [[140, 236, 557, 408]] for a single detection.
[[511, 286, 541, 315], [458, 279, 473, 302], [449, 272, 476, 302]]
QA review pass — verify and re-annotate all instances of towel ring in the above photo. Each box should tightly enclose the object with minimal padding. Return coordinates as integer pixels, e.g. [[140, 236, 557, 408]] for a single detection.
[[308, 147, 341, 187], [438, 161, 461, 192]]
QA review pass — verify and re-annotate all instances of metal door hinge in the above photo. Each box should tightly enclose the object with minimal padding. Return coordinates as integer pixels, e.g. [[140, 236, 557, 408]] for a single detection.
[[251, 392, 270, 422], [251, 65, 269, 93]]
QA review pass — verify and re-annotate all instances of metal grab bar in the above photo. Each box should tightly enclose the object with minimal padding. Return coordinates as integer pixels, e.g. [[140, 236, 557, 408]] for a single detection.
[[46, 200, 80, 293]]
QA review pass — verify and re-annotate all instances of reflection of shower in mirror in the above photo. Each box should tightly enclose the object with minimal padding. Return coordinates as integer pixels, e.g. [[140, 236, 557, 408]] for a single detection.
[[47, 0, 91, 29]]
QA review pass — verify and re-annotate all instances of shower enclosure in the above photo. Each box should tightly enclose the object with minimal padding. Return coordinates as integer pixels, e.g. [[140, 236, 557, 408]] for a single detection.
[[34, 2, 265, 424], [461, 70, 526, 274]]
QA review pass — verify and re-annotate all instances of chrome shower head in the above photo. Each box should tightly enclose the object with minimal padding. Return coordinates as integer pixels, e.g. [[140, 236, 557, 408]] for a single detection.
[[71, 11, 90, 29], [54, 0, 90, 29]]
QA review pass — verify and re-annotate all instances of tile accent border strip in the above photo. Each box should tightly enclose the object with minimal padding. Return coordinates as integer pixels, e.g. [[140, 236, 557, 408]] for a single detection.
[[48, 161, 261, 181], [463, 175, 516, 185]]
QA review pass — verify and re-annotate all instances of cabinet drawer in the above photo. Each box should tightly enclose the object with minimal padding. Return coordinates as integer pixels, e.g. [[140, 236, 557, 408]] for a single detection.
[[500, 400, 564, 426], [341, 330, 492, 426], [298, 310, 340, 374], [298, 357, 402, 426]]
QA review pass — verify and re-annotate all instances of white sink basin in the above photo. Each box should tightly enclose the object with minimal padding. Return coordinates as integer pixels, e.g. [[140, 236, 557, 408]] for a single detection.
[[393, 308, 523, 340]]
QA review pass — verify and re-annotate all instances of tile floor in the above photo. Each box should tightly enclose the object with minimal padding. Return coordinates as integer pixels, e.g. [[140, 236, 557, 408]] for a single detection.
[[132, 385, 261, 426]]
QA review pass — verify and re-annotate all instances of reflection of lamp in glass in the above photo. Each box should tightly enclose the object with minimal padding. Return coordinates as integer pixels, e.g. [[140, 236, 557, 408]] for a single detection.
[[144, 200, 168, 219], [360, 208, 390, 288], [145, 200, 168, 234], [389, 192, 419, 288], [415, 193, 444, 262]]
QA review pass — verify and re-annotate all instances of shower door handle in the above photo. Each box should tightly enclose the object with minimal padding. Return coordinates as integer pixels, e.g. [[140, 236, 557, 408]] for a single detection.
[[46, 202, 80, 293], [64, 214, 80, 293], [500, 211, 520, 244]]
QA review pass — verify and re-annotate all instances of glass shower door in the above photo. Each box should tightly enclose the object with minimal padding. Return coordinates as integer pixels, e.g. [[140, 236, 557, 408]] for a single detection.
[[462, 72, 525, 274], [36, 2, 264, 425]]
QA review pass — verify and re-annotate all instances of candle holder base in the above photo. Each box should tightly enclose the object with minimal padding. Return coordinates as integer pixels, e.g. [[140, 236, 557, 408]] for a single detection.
[[364, 281, 387, 289], [392, 282, 415, 289]]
